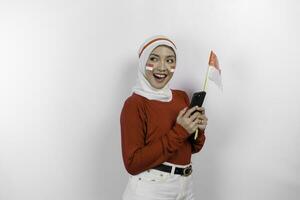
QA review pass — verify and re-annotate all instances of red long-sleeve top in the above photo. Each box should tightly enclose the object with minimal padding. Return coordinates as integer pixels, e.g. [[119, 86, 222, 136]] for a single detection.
[[120, 89, 206, 175]]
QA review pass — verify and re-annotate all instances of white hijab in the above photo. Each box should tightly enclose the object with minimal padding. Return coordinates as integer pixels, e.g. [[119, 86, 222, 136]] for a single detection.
[[132, 35, 177, 102]]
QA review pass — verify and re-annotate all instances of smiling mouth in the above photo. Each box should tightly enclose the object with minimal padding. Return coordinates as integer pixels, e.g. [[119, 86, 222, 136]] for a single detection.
[[153, 73, 167, 82]]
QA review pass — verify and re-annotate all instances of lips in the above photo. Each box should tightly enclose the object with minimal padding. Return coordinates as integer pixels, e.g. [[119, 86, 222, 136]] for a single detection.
[[153, 73, 167, 82]]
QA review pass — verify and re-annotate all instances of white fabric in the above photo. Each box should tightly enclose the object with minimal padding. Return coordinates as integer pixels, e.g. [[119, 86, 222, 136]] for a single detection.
[[131, 35, 177, 102], [122, 162, 195, 200], [208, 65, 223, 90]]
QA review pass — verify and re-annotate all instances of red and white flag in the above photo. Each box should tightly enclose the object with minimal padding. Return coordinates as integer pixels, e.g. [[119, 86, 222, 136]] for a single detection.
[[207, 51, 223, 90]]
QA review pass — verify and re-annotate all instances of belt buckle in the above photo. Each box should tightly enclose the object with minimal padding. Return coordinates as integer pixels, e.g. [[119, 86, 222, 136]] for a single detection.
[[182, 165, 192, 177]]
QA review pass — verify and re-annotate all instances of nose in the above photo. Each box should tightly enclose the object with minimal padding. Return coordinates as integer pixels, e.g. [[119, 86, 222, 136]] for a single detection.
[[157, 60, 167, 71]]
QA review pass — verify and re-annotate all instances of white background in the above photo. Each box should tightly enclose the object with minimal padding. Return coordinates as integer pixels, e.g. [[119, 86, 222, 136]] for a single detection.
[[1, 0, 300, 199]]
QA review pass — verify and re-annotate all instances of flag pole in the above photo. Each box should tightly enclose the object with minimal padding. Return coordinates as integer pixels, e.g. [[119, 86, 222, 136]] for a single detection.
[[203, 50, 213, 91], [194, 51, 211, 140], [203, 63, 210, 91], [194, 65, 209, 140]]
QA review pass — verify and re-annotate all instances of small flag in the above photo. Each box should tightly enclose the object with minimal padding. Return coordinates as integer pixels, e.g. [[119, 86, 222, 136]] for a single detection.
[[195, 51, 222, 140], [208, 51, 222, 90]]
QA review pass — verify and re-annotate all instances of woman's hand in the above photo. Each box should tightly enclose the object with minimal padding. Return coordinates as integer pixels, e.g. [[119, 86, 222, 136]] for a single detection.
[[176, 106, 208, 134], [197, 107, 208, 131]]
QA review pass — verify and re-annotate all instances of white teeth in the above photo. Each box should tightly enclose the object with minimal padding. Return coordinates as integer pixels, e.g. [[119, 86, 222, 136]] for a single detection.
[[154, 74, 167, 78]]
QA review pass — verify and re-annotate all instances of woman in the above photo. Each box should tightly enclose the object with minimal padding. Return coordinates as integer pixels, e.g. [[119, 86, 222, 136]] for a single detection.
[[120, 35, 207, 200]]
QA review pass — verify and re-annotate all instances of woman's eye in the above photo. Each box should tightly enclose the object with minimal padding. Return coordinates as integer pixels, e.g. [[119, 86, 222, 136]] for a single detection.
[[167, 59, 174, 63], [150, 57, 158, 62]]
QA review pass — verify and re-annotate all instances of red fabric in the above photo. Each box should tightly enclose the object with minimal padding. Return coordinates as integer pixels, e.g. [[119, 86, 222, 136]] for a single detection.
[[120, 89, 206, 175]]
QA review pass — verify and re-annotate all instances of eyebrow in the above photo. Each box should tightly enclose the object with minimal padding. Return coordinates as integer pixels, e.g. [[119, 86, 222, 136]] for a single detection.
[[150, 54, 176, 58], [150, 53, 159, 57], [166, 55, 176, 58]]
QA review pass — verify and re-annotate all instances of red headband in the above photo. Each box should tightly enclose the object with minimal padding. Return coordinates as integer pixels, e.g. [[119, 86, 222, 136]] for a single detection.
[[138, 38, 176, 58]]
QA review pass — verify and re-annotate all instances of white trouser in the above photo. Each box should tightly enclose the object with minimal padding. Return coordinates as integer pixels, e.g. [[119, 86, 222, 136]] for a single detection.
[[122, 162, 195, 200]]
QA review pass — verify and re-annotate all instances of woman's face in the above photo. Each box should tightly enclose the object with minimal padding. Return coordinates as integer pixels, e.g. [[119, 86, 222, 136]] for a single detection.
[[145, 45, 176, 89]]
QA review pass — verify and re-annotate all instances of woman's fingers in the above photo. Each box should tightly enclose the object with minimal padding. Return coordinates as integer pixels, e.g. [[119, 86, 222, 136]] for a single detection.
[[197, 107, 205, 114], [190, 112, 200, 122], [184, 106, 206, 118], [190, 111, 207, 122], [199, 120, 208, 125], [183, 106, 198, 118], [189, 120, 199, 132], [177, 106, 208, 134], [177, 107, 187, 119], [197, 114, 208, 121], [197, 116, 208, 130]]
